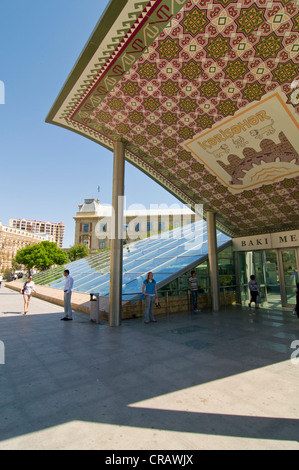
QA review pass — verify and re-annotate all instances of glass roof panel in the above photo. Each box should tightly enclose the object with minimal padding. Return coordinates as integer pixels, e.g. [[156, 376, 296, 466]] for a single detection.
[[33, 221, 231, 298]]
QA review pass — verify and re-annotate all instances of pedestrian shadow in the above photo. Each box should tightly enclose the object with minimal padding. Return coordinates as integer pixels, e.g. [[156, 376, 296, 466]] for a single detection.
[[2, 312, 23, 315]]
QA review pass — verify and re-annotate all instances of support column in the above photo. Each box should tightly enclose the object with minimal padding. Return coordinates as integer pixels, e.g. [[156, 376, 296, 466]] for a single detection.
[[207, 211, 220, 312], [109, 140, 125, 326]]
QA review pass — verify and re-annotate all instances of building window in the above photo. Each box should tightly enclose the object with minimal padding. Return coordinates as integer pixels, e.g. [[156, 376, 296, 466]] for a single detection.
[[83, 224, 89, 232], [147, 222, 152, 231], [99, 240, 106, 249], [100, 223, 107, 232], [158, 222, 165, 231], [135, 223, 140, 232]]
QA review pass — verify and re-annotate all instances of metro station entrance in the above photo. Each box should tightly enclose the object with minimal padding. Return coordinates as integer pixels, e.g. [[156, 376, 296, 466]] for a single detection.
[[235, 233, 299, 309]]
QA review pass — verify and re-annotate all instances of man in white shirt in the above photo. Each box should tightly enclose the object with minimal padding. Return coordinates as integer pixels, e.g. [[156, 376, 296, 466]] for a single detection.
[[61, 269, 74, 321]]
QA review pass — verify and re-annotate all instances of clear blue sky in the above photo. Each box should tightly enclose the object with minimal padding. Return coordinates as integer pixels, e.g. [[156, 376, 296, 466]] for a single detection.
[[0, 0, 182, 248]]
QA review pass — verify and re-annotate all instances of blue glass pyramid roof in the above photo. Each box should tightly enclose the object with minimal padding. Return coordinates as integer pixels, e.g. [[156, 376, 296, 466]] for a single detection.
[[33, 220, 231, 299]]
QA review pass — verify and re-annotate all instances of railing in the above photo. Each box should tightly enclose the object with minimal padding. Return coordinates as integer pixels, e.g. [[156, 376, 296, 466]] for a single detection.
[[121, 285, 238, 315]]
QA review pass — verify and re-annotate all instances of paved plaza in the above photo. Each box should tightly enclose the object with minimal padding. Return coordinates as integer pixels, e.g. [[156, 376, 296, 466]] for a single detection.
[[0, 284, 298, 450]]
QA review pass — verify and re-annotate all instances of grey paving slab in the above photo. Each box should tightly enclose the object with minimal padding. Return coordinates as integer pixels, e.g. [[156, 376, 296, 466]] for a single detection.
[[0, 284, 299, 450]]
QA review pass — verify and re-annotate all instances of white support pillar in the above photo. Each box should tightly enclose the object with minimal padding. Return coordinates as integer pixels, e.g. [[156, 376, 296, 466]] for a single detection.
[[109, 140, 125, 326], [207, 211, 220, 312]]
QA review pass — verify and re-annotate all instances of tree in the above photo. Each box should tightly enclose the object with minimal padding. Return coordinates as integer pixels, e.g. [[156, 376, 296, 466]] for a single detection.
[[14, 241, 68, 274], [67, 244, 89, 262]]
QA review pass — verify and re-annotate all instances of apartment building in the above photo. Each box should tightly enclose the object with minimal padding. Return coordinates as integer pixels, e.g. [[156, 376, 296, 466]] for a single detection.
[[9, 218, 65, 248], [0, 222, 55, 273]]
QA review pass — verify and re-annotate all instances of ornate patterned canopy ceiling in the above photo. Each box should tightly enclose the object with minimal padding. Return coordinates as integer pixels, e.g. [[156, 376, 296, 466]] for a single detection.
[[46, 0, 299, 237]]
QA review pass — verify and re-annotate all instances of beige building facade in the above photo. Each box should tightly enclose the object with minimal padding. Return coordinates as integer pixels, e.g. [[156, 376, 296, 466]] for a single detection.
[[74, 198, 196, 253], [0, 222, 55, 273]]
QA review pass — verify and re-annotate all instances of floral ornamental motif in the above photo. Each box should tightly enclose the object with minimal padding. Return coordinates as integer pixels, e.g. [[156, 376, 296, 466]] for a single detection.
[[96, 111, 112, 123], [217, 99, 237, 116], [242, 83, 265, 101], [138, 61, 159, 80], [179, 97, 197, 113], [197, 114, 214, 129], [162, 112, 178, 125], [165, 158, 176, 167], [157, 37, 181, 60], [177, 169, 189, 178], [116, 123, 130, 134], [236, 5, 264, 35], [182, 60, 202, 81], [191, 162, 204, 172], [108, 98, 125, 110], [128, 111, 144, 124], [225, 59, 248, 80], [149, 146, 162, 157], [143, 97, 160, 111], [163, 137, 177, 148], [200, 80, 220, 98], [178, 150, 192, 161], [179, 127, 194, 140], [207, 36, 230, 60], [183, 8, 208, 36], [161, 80, 180, 97], [147, 124, 161, 136], [256, 34, 283, 60], [133, 135, 147, 145], [121, 81, 140, 96], [273, 61, 298, 84]]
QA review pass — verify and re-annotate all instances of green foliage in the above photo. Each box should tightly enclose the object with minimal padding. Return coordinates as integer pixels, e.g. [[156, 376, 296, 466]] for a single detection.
[[67, 244, 90, 262], [14, 241, 68, 272]]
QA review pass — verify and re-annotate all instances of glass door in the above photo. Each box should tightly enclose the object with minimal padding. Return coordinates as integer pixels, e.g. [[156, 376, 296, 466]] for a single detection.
[[253, 251, 266, 304], [264, 250, 281, 308], [281, 250, 298, 306]]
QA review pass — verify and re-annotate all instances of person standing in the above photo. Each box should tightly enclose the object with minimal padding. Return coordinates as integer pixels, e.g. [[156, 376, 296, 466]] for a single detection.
[[189, 270, 200, 312], [0, 274, 2, 288], [22, 275, 36, 315], [248, 274, 259, 308], [142, 272, 158, 324], [61, 269, 74, 321]]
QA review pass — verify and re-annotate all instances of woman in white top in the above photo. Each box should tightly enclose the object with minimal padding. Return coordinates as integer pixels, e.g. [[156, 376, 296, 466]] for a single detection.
[[21, 275, 36, 315]]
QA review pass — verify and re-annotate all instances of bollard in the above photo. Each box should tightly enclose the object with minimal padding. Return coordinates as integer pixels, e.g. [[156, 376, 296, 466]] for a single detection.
[[89, 293, 100, 324]]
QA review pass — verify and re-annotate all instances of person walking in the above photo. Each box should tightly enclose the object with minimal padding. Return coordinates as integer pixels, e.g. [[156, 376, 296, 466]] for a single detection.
[[21, 275, 36, 315], [142, 271, 158, 324], [61, 269, 74, 321], [189, 270, 200, 312], [248, 274, 260, 308]]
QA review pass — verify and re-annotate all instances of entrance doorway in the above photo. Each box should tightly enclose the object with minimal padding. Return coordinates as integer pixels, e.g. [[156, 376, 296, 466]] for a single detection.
[[237, 248, 298, 309], [280, 249, 298, 306]]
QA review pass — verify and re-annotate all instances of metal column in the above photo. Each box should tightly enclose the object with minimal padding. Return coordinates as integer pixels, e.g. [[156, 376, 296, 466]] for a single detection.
[[109, 140, 125, 326], [207, 211, 220, 312]]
